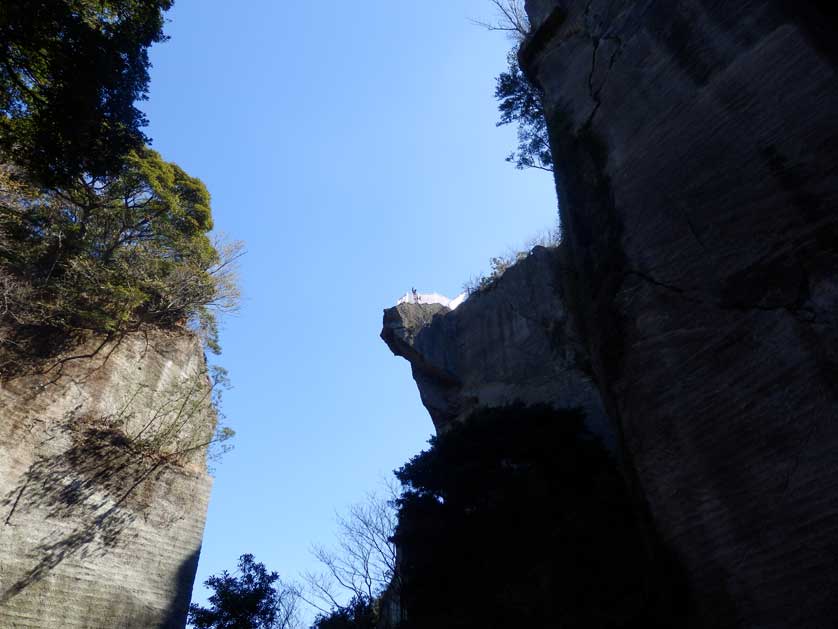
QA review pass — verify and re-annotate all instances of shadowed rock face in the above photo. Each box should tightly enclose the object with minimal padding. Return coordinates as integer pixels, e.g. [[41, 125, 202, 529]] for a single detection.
[[522, 1, 838, 627], [381, 246, 612, 444], [0, 330, 213, 628]]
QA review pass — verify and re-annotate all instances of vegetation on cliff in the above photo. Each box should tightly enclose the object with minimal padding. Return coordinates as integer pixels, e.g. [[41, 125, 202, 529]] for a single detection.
[[457, 0, 556, 297], [484, 0, 552, 173], [495, 51, 553, 173], [0, 1, 239, 364], [0, 153, 239, 356], [0, 0, 238, 481]]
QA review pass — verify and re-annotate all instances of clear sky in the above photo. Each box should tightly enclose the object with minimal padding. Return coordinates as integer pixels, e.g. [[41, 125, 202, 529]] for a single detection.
[[142, 0, 558, 618]]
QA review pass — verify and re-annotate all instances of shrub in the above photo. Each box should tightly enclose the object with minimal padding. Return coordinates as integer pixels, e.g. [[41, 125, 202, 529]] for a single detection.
[[311, 596, 378, 629], [463, 254, 520, 295], [393, 404, 663, 628]]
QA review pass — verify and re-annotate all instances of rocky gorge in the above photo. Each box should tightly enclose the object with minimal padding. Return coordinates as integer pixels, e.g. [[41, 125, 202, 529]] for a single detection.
[[383, 2, 838, 627]]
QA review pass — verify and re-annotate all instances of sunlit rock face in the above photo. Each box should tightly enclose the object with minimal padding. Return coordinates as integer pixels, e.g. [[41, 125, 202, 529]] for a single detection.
[[522, 1, 838, 626], [381, 246, 612, 445], [0, 330, 214, 628]]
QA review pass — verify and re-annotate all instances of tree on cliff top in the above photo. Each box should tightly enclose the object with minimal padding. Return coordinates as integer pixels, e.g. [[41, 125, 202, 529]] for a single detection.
[[0, 148, 241, 361], [0, 1, 243, 368], [0, 0, 173, 185]]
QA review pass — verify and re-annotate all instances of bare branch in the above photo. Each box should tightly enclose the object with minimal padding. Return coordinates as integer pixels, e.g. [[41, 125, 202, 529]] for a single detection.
[[472, 0, 530, 42], [303, 485, 399, 615]]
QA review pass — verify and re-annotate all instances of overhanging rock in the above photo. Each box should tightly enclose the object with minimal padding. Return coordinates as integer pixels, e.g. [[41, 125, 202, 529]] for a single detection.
[[381, 246, 612, 445]]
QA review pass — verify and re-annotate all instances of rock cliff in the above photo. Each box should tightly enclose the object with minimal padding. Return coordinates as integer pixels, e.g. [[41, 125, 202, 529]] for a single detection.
[[519, 1, 838, 627], [0, 330, 214, 628], [381, 246, 612, 445]]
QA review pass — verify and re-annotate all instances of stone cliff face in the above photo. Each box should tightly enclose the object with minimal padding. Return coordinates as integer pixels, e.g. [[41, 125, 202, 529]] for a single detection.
[[381, 246, 612, 445], [0, 330, 214, 628], [520, 2, 838, 627]]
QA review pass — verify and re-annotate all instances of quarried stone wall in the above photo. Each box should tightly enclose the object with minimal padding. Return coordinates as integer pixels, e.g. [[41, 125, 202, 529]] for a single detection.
[[0, 330, 214, 628], [522, 2, 838, 626]]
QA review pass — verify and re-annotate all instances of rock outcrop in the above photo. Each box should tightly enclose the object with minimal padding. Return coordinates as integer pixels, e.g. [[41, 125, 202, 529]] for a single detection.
[[0, 330, 214, 628], [520, 2, 838, 627], [381, 246, 612, 445]]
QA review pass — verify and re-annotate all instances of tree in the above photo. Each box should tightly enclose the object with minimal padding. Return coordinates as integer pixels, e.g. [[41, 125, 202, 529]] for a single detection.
[[188, 554, 301, 629], [304, 484, 399, 615], [474, 1, 552, 173], [0, 148, 241, 359], [472, 0, 530, 42], [0, 0, 173, 185], [392, 404, 665, 629], [495, 51, 553, 172], [310, 596, 378, 629]]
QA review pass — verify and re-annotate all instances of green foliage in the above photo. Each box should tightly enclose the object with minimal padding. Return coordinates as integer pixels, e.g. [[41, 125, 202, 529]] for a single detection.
[[393, 404, 660, 629], [462, 226, 562, 297], [310, 596, 378, 629], [0, 0, 173, 185], [463, 253, 522, 295], [0, 148, 240, 356], [189, 554, 300, 629], [495, 51, 552, 171]]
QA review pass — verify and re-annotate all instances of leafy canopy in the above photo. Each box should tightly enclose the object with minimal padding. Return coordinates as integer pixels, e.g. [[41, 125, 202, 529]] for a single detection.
[[0, 0, 172, 184], [188, 554, 298, 629], [393, 404, 656, 629], [495, 52, 553, 172], [0, 148, 237, 354]]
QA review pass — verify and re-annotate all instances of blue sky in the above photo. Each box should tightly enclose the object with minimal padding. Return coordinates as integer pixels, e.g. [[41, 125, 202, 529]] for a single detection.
[[142, 0, 557, 617]]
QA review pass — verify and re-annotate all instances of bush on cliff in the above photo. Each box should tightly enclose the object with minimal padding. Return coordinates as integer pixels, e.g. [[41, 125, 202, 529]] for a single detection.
[[495, 51, 552, 172], [392, 404, 654, 629], [0, 148, 240, 357]]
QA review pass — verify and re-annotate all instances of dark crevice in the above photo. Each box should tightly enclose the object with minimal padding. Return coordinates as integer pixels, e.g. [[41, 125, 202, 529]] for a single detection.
[[624, 270, 692, 298], [582, 2, 623, 128], [587, 36, 602, 125], [681, 208, 708, 252], [624, 269, 818, 320], [584, 0, 601, 127]]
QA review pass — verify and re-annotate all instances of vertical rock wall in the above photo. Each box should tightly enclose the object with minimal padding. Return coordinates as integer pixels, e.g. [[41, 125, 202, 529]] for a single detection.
[[0, 330, 214, 628], [522, 1, 838, 627]]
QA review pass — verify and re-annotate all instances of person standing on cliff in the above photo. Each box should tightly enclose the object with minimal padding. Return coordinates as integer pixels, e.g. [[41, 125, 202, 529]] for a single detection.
[[412, 287, 419, 304]]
